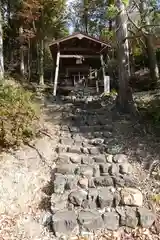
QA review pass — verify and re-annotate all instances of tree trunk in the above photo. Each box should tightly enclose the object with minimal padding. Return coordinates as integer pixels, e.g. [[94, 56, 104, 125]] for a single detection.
[[39, 38, 44, 85], [28, 39, 31, 81], [145, 36, 159, 85], [0, 2, 4, 80], [19, 26, 25, 77], [140, 0, 159, 85], [115, 0, 136, 114], [83, 0, 89, 34]]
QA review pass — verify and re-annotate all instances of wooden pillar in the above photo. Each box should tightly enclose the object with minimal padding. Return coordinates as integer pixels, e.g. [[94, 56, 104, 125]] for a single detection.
[[100, 54, 106, 92], [96, 79, 99, 93], [53, 50, 60, 96], [104, 76, 110, 94]]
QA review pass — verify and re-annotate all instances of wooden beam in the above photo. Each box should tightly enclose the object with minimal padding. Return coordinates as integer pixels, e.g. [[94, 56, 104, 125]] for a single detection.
[[53, 50, 60, 96], [61, 47, 98, 52], [60, 54, 100, 59]]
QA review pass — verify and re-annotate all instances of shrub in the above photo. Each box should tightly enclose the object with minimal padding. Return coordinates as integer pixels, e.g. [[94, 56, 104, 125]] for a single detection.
[[0, 81, 39, 148]]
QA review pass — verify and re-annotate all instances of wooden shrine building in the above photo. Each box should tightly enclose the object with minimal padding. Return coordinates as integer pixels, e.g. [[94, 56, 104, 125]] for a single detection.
[[49, 32, 110, 96]]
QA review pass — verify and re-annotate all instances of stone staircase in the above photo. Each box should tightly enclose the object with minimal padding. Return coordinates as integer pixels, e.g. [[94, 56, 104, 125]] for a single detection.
[[42, 96, 156, 239]]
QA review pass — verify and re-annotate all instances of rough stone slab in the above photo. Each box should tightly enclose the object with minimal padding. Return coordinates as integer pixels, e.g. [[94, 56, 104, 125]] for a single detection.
[[89, 147, 100, 155], [69, 127, 80, 133], [93, 155, 106, 163], [67, 153, 82, 164], [56, 164, 77, 175], [65, 175, 77, 190], [52, 210, 78, 236], [60, 138, 74, 146], [88, 188, 98, 200], [53, 174, 66, 194], [61, 125, 69, 131], [103, 124, 113, 131], [82, 156, 95, 165], [78, 177, 88, 189], [94, 176, 114, 187], [109, 164, 120, 175], [89, 138, 104, 146], [99, 163, 111, 175], [114, 175, 138, 188], [58, 153, 71, 164], [60, 132, 71, 138], [69, 190, 87, 206], [105, 154, 113, 163], [56, 145, 68, 153], [78, 210, 104, 231], [94, 131, 103, 138], [113, 175, 125, 187], [76, 165, 94, 177], [88, 178, 96, 188], [121, 188, 143, 207], [74, 141, 83, 147], [119, 162, 132, 175], [114, 154, 128, 163], [103, 212, 119, 230], [98, 187, 115, 208], [103, 131, 112, 138], [82, 199, 97, 209], [116, 206, 138, 228], [93, 164, 100, 177], [81, 147, 90, 154], [114, 191, 121, 206], [68, 146, 82, 154], [82, 189, 98, 209], [123, 175, 138, 188], [138, 207, 156, 228], [72, 134, 82, 141]]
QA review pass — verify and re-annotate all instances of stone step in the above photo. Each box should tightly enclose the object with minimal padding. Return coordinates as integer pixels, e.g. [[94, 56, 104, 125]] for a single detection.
[[51, 206, 156, 237]]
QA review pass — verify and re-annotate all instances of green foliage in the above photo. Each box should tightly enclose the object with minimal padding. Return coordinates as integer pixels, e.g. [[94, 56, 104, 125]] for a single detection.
[[152, 194, 160, 204], [101, 88, 117, 98], [122, 0, 129, 6], [106, 4, 118, 19], [137, 97, 160, 124], [0, 81, 39, 148]]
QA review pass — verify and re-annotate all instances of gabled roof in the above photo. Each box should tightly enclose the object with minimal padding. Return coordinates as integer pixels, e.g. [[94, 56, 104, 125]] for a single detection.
[[49, 32, 110, 47]]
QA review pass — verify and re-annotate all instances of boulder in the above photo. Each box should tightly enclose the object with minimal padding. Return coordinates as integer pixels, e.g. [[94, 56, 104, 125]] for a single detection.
[[78, 210, 104, 231], [78, 177, 88, 189], [56, 164, 77, 175], [105, 154, 113, 163], [82, 156, 94, 165], [116, 206, 138, 228], [69, 190, 87, 206], [89, 147, 100, 155], [121, 188, 143, 207], [98, 187, 114, 208], [94, 176, 114, 187], [99, 163, 111, 175], [76, 165, 94, 177], [114, 154, 128, 163], [52, 210, 78, 236], [93, 155, 106, 163], [103, 212, 119, 230], [65, 175, 77, 190], [138, 207, 156, 228], [119, 163, 132, 175]]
